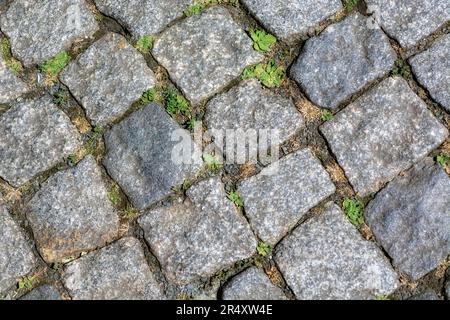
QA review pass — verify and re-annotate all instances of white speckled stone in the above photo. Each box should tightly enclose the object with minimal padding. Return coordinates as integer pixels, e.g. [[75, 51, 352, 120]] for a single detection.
[[222, 267, 287, 300], [0, 0, 98, 66], [139, 177, 257, 285], [0, 55, 28, 104], [365, 0, 450, 49], [320, 77, 448, 196], [60, 33, 155, 125], [63, 237, 165, 300], [0, 95, 81, 187], [291, 13, 396, 109], [152, 6, 263, 105], [275, 202, 400, 300], [94, 0, 193, 38], [409, 34, 450, 112], [365, 158, 450, 281], [238, 148, 335, 245], [26, 156, 119, 263], [0, 205, 36, 294]]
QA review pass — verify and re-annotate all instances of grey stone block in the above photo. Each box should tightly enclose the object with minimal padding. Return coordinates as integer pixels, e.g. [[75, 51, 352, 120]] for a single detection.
[[238, 148, 335, 245], [291, 13, 396, 109], [26, 156, 119, 263], [365, 158, 450, 281], [20, 285, 62, 300], [275, 202, 399, 300], [152, 6, 263, 105], [0, 55, 28, 104], [320, 77, 448, 196], [0, 95, 81, 187], [139, 177, 257, 284], [60, 33, 155, 125]]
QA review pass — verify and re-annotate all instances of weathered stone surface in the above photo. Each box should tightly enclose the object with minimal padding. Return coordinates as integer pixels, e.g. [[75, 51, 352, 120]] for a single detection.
[[242, 0, 342, 41], [94, 0, 193, 38], [408, 289, 441, 301], [291, 13, 396, 109], [20, 285, 62, 300], [0, 0, 98, 66], [0, 55, 28, 104], [238, 149, 335, 245], [365, 158, 450, 281], [26, 156, 119, 263], [321, 77, 448, 196], [204, 79, 305, 161], [0, 205, 36, 293], [60, 33, 155, 125], [152, 7, 262, 105], [0, 96, 81, 187], [409, 34, 450, 112], [275, 202, 399, 300], [103, 103, 202, 210], [63, 237, 165, 300], [446, 276, 450, 298], [139, 177, 257, 284], [222, 267, 287, 300], [365, 0, 450, 49]]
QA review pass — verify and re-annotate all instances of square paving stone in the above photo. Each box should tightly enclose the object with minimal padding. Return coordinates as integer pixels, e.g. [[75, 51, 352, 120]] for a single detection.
[[94, 0, 193, 38], [238, 148, 335, 245], [409, 34, 450, 112], [0, 0, 99, 66], [275, 202, 400, 300], [0, 54, 28, 104], [365, 158, 450, 281], [103, 103, 202, 211], [222, 267, 287, 300], [152, 6, 263, 105], [138, 177, 257, 285], [241, 0, 342, 41], [20, 285, 62, 300], [0, 205, 36, 293], [26, 156, 119, 263], [60, 32, 155, 125], [204, 79, 305, 162], [320, 77, 448, 196], [291, 13, 396, 109], [62, 237, 165, 300], [365, 0, 450, 49], [0, 95, 81, 187]]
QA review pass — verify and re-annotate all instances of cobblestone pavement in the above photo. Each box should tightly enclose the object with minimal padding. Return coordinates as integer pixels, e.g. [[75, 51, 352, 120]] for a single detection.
[[0, 0, 449, 300]]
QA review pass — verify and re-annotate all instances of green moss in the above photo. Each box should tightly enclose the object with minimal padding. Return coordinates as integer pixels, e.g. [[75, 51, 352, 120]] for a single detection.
[[343, 0, 360, 12], [0, 37, 23, 74], [392, 58, 411, 77], [108, 185, 121, 206], [40, 51, 71, 77], [242, 60, 285, 88], [185, 4, 204, 16], [321, 110, 334, 122], [136, 35, 154, 53], [343, 198, 365, 227]]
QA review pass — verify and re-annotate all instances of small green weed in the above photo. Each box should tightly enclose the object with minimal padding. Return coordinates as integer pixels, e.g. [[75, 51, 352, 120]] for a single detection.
[[376, 295, 390, 300], [227, 191, 244, 208], [242, 60, 285, 88], [67, 154, 78, 166], [123, 205, 139, 219], [40, 51, 71, 77], [203, 154, 222, 171], [343, 198, 365, 227], [321, 110, 334, 122], [343, 0, 360, 12], [17, 275, 37, 290], [437, 154, 450, 167], [392, 59, 411, 77], [108, 185, 121, 206], [164, 88, 190, 116], [0, 37, 23, 74], [257, 242, 273, 257], [250, 29, 277, 53], [185, 4, 204, 16], [136, 35, 154, 53], [141, 88, 157, 104]]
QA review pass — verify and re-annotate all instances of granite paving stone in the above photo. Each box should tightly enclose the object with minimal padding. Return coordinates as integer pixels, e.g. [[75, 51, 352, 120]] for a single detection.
[[365, 158, 450, 281], [20, 285, 62, 300], [290, 13, 396, 109], [0, 0, 99, 66], [139, 177, 257, 285], [320, 77, 448, 196], [152, 6, 263, 105], [0, 54, 28, 104], [26, 156, 119, 263], [275, 202, 400, 300], [60, 32, 156, 125], [0, 95, 81, 187], [238, 148, 335, 245]]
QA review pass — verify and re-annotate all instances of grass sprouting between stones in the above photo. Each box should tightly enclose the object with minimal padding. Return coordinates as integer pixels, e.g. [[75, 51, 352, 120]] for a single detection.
[[0, 37, 23, 74], [343, 0, 360, 12], [203, 153, 222, 171], [185, 0, 240, 16], [227, 191, 244, 208], [250, 29, 277, 53], [343, 198, 364, 227], [135, 35, 154, 53], [40, 51, 71, 77], [164, 88, 190, 116], [437, 154, 450, 167], [321, 110, 334, 122], [108, 184, 122, 206], [141, 88, 157, 104], [257, 242, 273, 257], [242, 60, 285, 88], [17, 275, 37, 290], [392, 58, 411, 77]]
